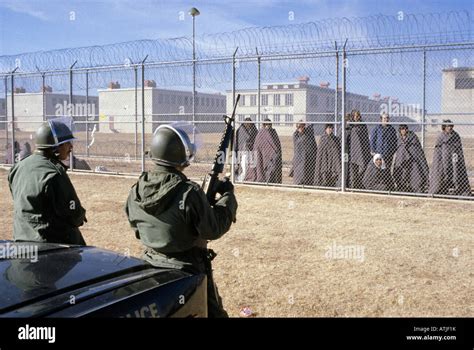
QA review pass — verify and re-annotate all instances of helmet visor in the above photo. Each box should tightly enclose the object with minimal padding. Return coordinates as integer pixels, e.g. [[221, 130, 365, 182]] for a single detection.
[[49, 116, 76, 146]]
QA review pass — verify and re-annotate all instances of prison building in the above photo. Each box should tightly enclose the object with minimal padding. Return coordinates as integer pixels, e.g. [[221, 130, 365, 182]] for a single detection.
[[5, 86, 99, 132], [227, 76, 421, 135], [441, 67, 474, 136], [97, 80, 226, 133]]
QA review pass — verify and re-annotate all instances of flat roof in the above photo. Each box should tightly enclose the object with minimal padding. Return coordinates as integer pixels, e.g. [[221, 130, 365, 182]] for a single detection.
[[442, 67, 473, 72], [97, 87, 225, 96], [5, 92, 96, 97], [225, 85, 377, 100]]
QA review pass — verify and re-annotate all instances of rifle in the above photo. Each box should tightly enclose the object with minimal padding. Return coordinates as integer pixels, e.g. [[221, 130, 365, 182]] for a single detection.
[[202, 94, 241, 206]]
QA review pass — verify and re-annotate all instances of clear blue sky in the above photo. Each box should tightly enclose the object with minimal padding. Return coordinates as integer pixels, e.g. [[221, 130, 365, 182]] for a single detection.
[[0, 0, 472, 56]]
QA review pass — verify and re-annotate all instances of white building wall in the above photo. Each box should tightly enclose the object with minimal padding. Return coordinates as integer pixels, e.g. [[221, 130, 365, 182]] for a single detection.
[[6, 93, 44, 131], [440, 68, 473, 136], [5, 93, 99, 132], [99, 88, 226, 134], [228, 84, 386, 136], [98, 88, 153, 134]]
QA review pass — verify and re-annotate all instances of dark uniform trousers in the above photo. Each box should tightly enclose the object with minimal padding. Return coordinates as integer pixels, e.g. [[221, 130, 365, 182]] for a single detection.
[[144, 247, 228, 318]]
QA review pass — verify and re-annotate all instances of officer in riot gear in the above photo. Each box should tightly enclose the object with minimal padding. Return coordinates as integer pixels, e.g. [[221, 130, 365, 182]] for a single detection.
[[125, 123, 237, 317], [8, 117, 87, 245]]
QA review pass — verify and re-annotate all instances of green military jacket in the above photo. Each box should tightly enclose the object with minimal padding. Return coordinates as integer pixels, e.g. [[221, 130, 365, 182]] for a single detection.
[[8, 153, 86, 245], [125, 165, 238, 254]]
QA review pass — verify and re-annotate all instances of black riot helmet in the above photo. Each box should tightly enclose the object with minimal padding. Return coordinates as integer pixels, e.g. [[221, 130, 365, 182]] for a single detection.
[[150, 123, 197, 168], [35, 117, 76, 149]]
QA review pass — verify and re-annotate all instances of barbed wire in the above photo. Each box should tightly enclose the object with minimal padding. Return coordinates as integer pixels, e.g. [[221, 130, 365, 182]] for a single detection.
[[200, 11, 472, 56], [2, 46, 472, 95], [0, 11, 471, 74], [0, 11, 472, 94]]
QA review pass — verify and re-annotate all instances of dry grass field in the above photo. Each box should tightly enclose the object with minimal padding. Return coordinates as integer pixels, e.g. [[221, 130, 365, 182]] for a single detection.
[[1, 167, 472, 317]]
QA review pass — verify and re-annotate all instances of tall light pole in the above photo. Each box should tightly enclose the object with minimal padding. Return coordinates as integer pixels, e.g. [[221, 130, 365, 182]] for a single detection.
[[189, 7, 200, 137]]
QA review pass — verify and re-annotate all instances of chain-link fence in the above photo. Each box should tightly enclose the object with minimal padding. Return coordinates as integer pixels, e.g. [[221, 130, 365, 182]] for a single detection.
[[1, 43, 473, 200]]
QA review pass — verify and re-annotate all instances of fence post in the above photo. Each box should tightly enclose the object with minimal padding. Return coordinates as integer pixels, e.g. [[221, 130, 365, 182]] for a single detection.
[[141, 55, 148, 173], [340, 40, 348, 192], [41, 72, 45, 121], [421, 49, 426, 149], [4, 75, 8, 152], [257, 49, 261, 129], [134, 64, 138, 160], [10, 67, 18, 164], [192, 36, 197, 140], [69, 61, 77, 170], [85, 69, 89, 157], [231, 47, 238, 183], [334, 42, 339, 137]]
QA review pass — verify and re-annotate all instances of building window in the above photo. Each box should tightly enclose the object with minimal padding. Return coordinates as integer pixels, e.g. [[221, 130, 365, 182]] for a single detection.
[[285, 93, 294, 106], [274, 94, 280, 106], [239, 95, 246, 106], [285, 114, 293, 123], [455, 78, 474, 89], [250, 94, 257, 106], [261, 94, 268, 106], [274, 114, 282, 125], [238, 114, 245, 121]]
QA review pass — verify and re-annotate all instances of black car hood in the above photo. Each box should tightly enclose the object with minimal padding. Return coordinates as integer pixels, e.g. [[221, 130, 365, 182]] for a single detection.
[[0, 241, 149, 312]]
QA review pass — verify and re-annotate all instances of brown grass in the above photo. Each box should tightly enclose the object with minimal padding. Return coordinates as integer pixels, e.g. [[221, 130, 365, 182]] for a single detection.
[[0, 168, 473, 317]]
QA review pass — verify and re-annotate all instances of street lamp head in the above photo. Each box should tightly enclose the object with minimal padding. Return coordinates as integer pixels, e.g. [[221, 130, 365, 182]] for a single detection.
[[189, 7, 200, 17]]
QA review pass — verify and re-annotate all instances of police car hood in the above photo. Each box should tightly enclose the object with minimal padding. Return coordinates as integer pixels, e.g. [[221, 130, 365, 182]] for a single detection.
[[131, 168, 187, 215], [0, 241, 150, 312]]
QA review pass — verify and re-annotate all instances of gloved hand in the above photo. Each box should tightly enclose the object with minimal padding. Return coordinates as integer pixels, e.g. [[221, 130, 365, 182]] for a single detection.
[[216, 177, 234, 195]]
